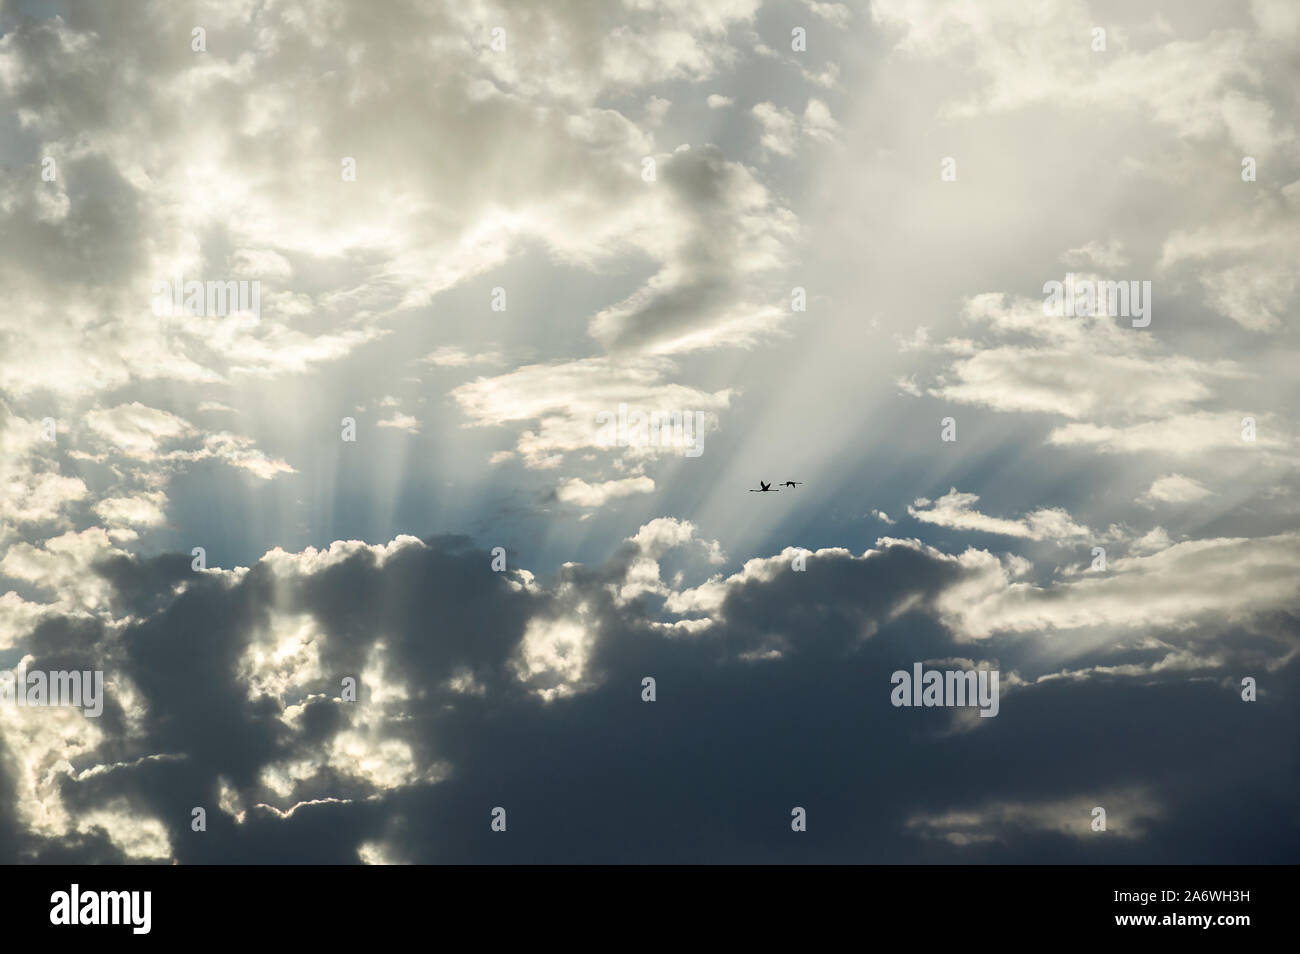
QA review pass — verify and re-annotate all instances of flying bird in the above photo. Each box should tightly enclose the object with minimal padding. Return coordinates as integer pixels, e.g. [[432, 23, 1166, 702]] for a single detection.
[[749, 480, 779, 492], [781, 481, 803, 489]]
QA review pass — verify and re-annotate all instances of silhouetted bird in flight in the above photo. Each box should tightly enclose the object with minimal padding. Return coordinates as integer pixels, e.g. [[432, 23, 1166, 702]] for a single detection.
[[781, 481, 803, 489], [749, 480, 779, 492]]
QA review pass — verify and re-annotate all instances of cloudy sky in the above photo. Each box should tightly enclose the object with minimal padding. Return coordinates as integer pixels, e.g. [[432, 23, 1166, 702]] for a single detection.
[[1, 0, 1297, 863]]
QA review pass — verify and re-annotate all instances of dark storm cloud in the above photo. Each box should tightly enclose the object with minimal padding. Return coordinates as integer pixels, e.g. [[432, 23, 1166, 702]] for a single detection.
[[5, 532, 1293, 863], [290, 535, 544, 696]]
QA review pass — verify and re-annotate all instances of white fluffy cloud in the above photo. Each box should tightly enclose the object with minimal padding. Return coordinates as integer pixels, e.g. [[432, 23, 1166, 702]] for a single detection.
[[909, 489, 1091, 541], [1138, 474, 1212, 506], [557, 475, 656, 507], [452, 357, 730, 468]]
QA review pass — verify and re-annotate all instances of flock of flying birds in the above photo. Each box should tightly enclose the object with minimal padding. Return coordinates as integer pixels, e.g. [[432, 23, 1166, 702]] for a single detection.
[[749, 480, 802, 492]]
